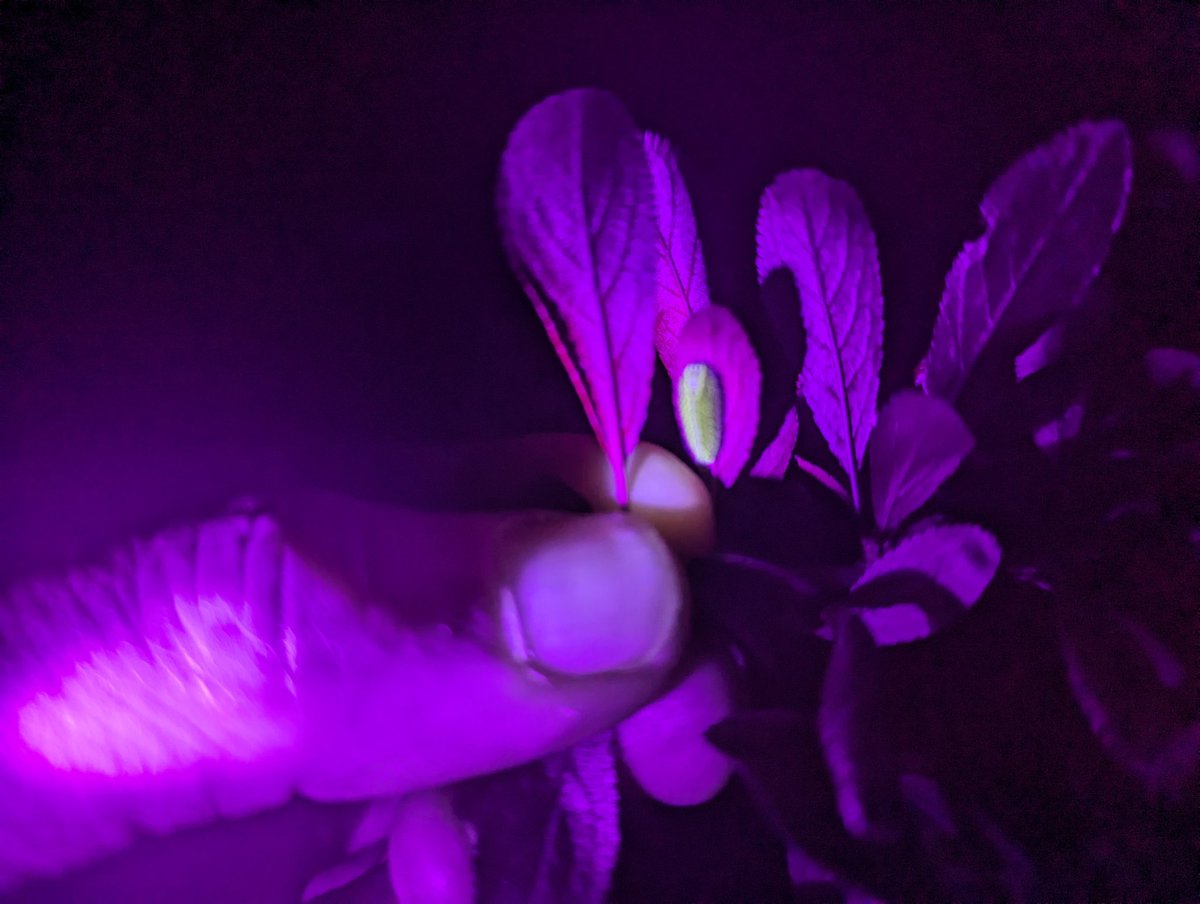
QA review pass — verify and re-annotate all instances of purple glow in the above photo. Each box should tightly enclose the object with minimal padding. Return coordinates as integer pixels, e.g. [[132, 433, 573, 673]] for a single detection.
[[756, 169, 884, 510], [672, 306, 762, 487], [644, 131, 711, 379], [920, 121, 1131, 402], [869, 390, 974, 531], [750, 408, 799, 479], [497, 90, 658, 505], [852, 524, 1001, 644], [17, 593, 293, 775]]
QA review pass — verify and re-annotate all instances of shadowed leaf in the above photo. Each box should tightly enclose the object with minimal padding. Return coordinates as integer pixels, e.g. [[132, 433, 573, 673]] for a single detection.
[[757, 170, 884, 508], [919, 121, 1131, 403]]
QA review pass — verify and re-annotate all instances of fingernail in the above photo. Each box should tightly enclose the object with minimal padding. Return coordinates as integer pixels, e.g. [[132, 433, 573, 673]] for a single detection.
[[499, 514, 684, 676]]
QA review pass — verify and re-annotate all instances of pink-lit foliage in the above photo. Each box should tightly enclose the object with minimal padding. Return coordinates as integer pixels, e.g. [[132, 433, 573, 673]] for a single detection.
[[496, 88, 1174, 903]]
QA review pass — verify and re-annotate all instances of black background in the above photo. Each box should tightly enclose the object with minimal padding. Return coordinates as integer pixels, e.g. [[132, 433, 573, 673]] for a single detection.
[[1, 2, 1197, 901]]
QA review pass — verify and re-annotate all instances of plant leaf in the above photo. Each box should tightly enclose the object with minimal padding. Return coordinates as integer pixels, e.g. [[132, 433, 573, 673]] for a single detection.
[[757, 170, 884, 509], [819, 612, 889, 839], [1145, 347, 1200, 390], [919, 120, 1132, 402], [869, 391, 974, 531], [644, 131, 711, 378], [1013, 323, 1066, 382], [673, 305, 762, 486], [1032, 400, 1085, 453], [1060, 610, 1200, 794], [498, 89, 657, 505], [454, 732, 619, 904], [850, 525, 1001, 645], [751, 407, 800, 479]]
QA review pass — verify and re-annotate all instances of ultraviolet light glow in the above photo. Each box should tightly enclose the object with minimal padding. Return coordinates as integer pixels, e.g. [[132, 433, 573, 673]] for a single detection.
[[17, 594, 294, 775]]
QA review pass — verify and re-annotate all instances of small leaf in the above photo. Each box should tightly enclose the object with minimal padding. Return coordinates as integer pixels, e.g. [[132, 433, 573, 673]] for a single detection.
[[644, 131, 711, 378], [1145, 347, 1200, 390], [1013, 323, 1065, 382], [757, 170, 884, 509], [850, 525, 1001, 645], [454, 732, 619, 904], [498, 90, 657, 505], [673, 305, 763, 486], [751, 407, 800, 479], [869, 391, 974, 531], [794, 454, 852, 504], [919, 120, 1132, 402], [1032, 400, 1085, 453], [819, 612, 888, 839]]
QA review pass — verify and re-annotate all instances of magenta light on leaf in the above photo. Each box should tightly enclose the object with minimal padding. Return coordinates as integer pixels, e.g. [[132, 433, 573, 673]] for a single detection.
[[756, 170, 884, 510], [851, 523, 1001, 645], [750, 407, 799, 479], [1014, 322, 1066, 382], [644, 131, 711, 378], [498, 90, 657, 505], [919, 120, 1132, 402], [869, 390, 974, 531], [672, 305, 762, 487]]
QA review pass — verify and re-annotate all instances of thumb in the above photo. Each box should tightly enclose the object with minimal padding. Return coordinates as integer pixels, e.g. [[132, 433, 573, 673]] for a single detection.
[[274, 493, 693, 801]]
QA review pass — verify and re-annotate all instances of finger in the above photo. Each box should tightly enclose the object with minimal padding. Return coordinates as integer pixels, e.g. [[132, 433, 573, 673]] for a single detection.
[[270, 497, 689, 801], [315, 436, 716, 559]]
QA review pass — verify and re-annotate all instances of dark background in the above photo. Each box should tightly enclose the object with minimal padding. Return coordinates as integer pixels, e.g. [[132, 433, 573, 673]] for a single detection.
[[0, 2, 1196, 901]]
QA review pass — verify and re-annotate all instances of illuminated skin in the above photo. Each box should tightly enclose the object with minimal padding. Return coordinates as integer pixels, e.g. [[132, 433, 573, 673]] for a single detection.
[[0, 439, 723, 894]]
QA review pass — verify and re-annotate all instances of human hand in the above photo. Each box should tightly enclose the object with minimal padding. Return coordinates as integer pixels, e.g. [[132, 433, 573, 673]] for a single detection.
[[0, 436, 728, 902]]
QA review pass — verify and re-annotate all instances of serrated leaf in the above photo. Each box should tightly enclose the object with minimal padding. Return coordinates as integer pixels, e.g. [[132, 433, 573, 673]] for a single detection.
[[644, 131, 711, 378], [869, 391, 974, 530], [1145, 347, 1200, 390], [850, 525, 1001, 645], [454, 732, 619, 904], [498, 89, 657, 505], [672, 305, 762, 486], [751, 407, 800, 479], [919, 120, 1131, 402], [757, 170, 884, 509]]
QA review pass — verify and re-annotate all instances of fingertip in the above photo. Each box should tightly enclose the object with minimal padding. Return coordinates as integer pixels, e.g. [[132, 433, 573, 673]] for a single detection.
[[498, 512, 685, 677]]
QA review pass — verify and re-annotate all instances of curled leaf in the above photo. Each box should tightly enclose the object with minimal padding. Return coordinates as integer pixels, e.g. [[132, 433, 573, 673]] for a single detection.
[[498, 89, 657, 505], [850, 524, 1001, 645], [750, 407, 800, 479], [673, 305, 763, 487], [869, 391, 974, 531], [757, 170, 884, 509], [919, 120, 1132, 402], [644, 131, 711, 377]]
